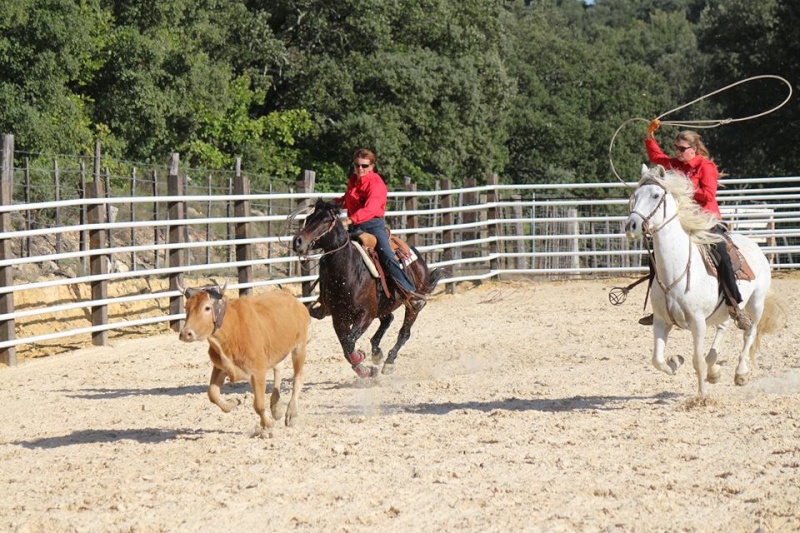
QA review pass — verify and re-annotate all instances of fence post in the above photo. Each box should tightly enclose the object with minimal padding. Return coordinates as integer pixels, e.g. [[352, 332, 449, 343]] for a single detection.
[[167, 153, 185, 331], [568, 207, 580, 276], [233, 158, 253, 297], [296, 170, 315, 298], [404, 177, 418, 247], [205, 173, 212, 266], [226, 175, 233, 265], [23, 157, 30, 258], [151, 170, 160, 270], [440, 179, 455, 295], [0, 134, 16, 365], [78, 161, 88, 273], [487, 174, 500, 275], [87, 178, 109, 346], [130, 167, 136, 270], [54, 160, 62, 255], [462, 178, 477, 269], [512, 200, 524, 269]]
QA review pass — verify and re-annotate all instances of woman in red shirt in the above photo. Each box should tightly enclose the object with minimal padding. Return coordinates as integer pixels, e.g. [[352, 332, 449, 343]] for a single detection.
[[335, 149, 426, 311], [639, 121, 751, 330]]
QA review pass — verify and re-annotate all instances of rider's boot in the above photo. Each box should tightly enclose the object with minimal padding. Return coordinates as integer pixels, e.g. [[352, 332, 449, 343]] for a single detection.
[[728, 306, 753, 330], [638, 313, 654, 326], [407, 294, 426, 312], [398, 285, 426, 312]]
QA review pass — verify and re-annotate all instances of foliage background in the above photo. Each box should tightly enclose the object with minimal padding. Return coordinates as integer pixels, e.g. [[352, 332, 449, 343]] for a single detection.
[[1, 0, 797, 192]]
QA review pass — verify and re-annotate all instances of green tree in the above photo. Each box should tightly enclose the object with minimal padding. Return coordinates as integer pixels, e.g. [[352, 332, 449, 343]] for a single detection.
[[265, 0, 516, 189], [697, 0, 798, 177], [90, 0, 311, 182], [504, 2, 674, 186], [0, 0, 111, 155]]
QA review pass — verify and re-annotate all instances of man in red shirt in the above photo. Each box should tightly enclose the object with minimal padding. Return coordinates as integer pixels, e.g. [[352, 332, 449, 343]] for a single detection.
[[335, 149, 426, 311]]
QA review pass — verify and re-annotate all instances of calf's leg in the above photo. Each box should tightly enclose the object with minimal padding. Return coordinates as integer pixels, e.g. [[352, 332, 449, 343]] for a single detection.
[[208, 366, 239, 413], [270, 364, 283, 420], [285, 343, 307, 427], [250, 373, 272, 429]]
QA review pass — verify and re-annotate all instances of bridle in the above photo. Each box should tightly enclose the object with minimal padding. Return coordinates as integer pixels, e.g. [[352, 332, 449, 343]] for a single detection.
[[628, 179, 679, 237], [299, 211, 350, 259]]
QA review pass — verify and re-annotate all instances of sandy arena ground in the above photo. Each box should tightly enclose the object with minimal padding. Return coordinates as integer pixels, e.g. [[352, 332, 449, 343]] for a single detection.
[[1, 277, 799, 532]]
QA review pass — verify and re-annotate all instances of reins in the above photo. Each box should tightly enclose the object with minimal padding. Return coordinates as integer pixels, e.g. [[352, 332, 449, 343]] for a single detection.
[[609, 75, 793, 185]]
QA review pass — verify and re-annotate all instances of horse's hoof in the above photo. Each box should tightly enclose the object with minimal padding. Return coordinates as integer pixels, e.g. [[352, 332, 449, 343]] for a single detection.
[[371, 349, 385, 365], [667, 355, 685, 374], [381, 363, 396, 375], [735, 372, 749, 386], [352, 363, 377, 379], [707, 366, 721, 384]]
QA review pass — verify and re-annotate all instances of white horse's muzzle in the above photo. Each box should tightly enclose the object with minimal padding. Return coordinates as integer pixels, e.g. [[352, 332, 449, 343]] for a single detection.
[[625, 214, 644, 240]]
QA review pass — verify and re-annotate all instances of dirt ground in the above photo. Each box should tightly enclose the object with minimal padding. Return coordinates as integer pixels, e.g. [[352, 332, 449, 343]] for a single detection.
[[1, 276, 799, 532]]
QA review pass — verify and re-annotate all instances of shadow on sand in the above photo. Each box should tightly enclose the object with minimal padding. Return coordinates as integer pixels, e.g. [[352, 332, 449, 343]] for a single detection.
[[397, 391, 682, 415], [13, 426, 237, 449]]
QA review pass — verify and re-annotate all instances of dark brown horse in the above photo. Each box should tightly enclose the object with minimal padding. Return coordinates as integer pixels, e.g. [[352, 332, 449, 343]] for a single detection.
[[292, 199, 442, 378]]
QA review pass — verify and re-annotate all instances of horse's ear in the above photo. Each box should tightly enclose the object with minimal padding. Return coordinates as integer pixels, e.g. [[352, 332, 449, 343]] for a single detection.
[[325, 200, 340, 214], [656, 165, 666, 177], [640, 164, 649, 177]]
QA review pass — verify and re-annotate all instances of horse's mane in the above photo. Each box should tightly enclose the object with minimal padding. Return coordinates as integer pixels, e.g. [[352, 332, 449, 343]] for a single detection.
[[639, 166, 722, 245]]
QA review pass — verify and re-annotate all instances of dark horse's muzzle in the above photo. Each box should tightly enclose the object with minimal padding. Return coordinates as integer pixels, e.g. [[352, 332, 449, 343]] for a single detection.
[[292, 233, 310, 255]]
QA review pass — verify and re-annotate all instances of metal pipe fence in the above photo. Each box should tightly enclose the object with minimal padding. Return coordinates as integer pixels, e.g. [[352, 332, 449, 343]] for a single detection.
[[1, 136, 798, 363]]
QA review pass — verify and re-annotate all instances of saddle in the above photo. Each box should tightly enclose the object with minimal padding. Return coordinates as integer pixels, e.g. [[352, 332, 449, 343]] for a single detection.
[[350, 226, 418, 298], [308, 228, 419, 319], [700, 233, 755, 281]]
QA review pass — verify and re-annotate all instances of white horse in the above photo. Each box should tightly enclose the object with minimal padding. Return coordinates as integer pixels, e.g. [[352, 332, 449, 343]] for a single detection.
[[625, 165, 783, 395]]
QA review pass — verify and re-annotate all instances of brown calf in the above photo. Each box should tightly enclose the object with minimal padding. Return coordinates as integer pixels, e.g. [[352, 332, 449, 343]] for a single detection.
[[178, 284, 310, 429]]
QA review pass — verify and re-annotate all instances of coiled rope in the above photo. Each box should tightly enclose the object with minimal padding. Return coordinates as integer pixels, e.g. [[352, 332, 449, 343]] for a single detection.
[[608, 74, 793, 185]]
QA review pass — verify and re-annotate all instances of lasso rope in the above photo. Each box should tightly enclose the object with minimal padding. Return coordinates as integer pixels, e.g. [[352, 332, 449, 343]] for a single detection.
[[609, 74, 793, 185]]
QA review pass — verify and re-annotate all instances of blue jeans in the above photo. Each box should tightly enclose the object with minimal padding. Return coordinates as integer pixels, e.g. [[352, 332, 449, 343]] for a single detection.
[[353, 218, 416, 292]]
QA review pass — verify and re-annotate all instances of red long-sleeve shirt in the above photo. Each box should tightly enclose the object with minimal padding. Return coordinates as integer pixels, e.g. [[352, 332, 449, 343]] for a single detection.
[[335, 170, 388, 225], [645, 138, 721, 218]]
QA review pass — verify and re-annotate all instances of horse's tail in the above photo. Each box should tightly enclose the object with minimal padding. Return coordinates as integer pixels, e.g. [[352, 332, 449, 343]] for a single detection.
[[752, 288, 786, 361], [425, 267, 444, 294]]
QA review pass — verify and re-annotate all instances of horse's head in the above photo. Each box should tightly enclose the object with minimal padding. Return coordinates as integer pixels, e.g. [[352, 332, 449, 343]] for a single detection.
[[627, 165, 723, 245], [625, 165, 671, 239], [292, 198, 344, 255]]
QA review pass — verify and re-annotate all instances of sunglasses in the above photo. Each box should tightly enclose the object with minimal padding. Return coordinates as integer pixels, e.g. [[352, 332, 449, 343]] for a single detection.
[[674, 145, 693, 153], [354, 163, 372, 169]]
